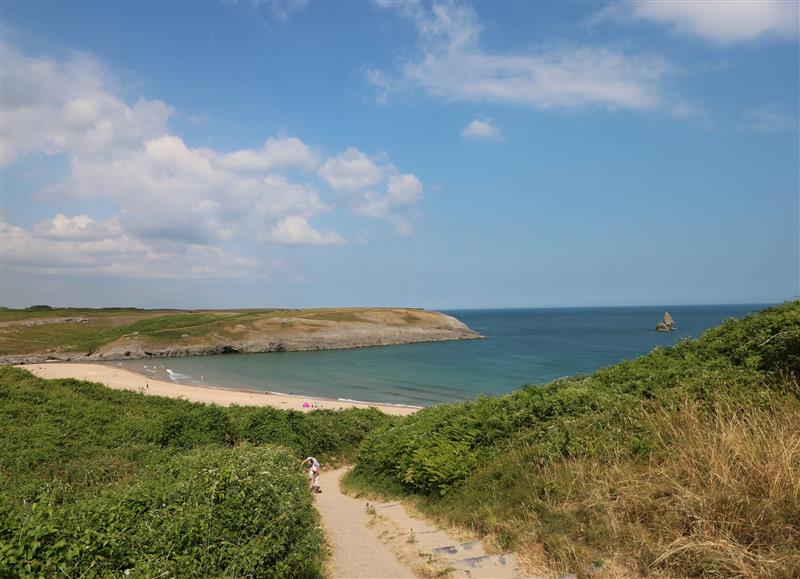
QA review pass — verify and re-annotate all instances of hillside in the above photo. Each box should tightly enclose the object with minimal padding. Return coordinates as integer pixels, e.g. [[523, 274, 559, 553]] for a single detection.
[[0, 306, 480, 364], [0, 365, 392, 577], [347, 301, 800, 577], [1, 303, 798, 577]]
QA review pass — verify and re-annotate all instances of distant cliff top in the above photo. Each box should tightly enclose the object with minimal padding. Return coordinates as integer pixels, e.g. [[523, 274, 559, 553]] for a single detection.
[[0, 307, 481, 364]]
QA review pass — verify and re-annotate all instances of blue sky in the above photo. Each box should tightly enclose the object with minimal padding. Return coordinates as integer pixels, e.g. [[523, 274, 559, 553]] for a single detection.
[[1, 0, 798, 309]]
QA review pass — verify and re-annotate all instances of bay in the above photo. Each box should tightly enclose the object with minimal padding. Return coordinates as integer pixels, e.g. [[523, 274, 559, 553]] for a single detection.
[[116, 304, 769, 407]]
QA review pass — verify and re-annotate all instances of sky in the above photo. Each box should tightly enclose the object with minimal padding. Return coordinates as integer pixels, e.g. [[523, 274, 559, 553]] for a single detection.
[[1, 0, 798, 309]]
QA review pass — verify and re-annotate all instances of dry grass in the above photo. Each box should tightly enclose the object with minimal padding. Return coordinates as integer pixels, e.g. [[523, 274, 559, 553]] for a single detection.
[[416, 396, 800, 578], [596, 401, 800, 577]]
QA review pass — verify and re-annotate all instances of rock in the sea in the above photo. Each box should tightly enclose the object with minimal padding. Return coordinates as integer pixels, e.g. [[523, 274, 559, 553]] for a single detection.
[[655, 311, 676, 332]]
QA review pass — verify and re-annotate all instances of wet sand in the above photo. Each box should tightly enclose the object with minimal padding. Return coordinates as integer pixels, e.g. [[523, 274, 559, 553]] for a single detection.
[[23, 363, 419, 416]]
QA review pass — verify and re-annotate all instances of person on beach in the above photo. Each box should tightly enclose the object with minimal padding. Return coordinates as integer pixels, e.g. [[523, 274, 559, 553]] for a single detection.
[[301, 456, 321, 493]]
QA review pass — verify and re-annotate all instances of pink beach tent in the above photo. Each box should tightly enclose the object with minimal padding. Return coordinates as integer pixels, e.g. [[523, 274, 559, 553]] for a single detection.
[[302, 402, 311, 408]]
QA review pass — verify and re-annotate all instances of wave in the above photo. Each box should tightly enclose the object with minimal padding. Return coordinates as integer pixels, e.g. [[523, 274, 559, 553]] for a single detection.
[[337, 397, 423, 409], [266, 390, 423, 409], [165, 368, 192, 382]]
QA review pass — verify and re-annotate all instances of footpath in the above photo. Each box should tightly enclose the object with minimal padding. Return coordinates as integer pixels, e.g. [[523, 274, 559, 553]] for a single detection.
[[314, 468, 530, 579]]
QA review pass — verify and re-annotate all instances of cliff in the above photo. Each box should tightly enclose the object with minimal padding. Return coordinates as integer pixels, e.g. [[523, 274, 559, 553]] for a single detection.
[[0, 307, 482, 364]]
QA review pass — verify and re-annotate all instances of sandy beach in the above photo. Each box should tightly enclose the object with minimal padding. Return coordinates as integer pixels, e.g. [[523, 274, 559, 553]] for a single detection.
[[23, 363, 419, 416]]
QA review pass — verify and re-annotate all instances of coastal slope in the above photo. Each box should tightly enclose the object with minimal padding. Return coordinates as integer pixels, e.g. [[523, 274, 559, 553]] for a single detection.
[[0, 307, 480, 364]]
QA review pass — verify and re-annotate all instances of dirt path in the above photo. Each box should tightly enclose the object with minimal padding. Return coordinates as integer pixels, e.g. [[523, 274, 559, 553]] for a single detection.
[[314, 468, 530, 579]]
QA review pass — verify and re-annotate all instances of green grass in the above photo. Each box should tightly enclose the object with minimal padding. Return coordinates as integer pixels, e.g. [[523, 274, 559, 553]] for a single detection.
[[0, 307, 420, 356], [295, 310, 367, 322], [0, 366, 395, 577]]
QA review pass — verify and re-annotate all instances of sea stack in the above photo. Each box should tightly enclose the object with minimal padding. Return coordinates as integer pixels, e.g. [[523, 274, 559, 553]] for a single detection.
[[655, 311, 676, 332]]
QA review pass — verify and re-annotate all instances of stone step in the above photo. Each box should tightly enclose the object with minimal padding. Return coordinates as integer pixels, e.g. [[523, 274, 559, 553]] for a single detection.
[[448, 552, 527, 578]]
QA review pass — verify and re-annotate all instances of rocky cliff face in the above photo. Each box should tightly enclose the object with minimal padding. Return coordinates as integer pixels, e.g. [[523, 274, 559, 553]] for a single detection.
[[1, 309, 482, 364]]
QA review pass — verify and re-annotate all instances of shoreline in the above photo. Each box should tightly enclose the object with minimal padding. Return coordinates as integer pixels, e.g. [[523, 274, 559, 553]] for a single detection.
[[1, 333, 484, 366], [1, 308, 483, 366], [22, 362, 420, 416]]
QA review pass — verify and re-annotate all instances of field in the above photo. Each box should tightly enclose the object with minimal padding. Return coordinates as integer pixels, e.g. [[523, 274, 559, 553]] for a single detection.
[[0, 306, 478, 362]]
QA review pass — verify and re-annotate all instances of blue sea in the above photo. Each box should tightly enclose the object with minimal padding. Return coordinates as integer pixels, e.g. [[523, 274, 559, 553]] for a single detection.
[[116, 304, 769, 407]]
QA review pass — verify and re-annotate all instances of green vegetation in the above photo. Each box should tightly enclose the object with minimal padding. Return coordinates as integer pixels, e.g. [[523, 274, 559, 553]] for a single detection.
[[2, 303, 798, 577], [0, 308, 269, 355], [346, 301, 800, 576], [0, 307, 421, 357], [0, 366, 392, 577]]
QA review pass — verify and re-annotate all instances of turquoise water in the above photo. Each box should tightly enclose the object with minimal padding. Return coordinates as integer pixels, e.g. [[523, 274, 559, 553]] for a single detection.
[[116, 304, 768, 407]]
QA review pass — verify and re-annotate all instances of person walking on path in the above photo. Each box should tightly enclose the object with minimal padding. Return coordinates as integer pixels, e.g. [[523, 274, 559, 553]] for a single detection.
[[301, 456, 321, 493]]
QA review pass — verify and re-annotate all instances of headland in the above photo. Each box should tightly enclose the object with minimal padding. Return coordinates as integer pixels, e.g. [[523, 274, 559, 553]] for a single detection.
[[0, 306, 481, 365]]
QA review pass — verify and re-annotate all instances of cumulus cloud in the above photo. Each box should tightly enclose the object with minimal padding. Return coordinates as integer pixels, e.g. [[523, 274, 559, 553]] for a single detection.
[[354, 170, 422, 236], [33, 214, 123, 241], [319, 148, 385, 193], [738, 105, 797, 133], [217, 136, 319, 172], [264, 216, 346, 245], [371, 1, 674, 111], [0, 44, 172, 164], [319, 148, 423, 234], [591, 1, 799, 44], [2, 219, 259, 279], [460, 118, 500, 139], [64, 134, 330, 244], [1, 41, 424, 279]]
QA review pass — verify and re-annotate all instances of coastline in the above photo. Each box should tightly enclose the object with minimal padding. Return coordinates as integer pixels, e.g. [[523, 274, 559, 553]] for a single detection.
[[23, 362, 420, 416], [1, 308, 482, 366]]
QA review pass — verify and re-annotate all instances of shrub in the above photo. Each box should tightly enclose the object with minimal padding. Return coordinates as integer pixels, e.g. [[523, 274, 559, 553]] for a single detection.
[[237, 406, 393, 461], [0, 364, 393, 576], [150, 404, 238, 448], [0, 445, 324, 578]]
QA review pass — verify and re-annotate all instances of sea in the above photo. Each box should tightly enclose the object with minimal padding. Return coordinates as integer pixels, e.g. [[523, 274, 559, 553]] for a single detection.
[[115, 304, 769, 408]]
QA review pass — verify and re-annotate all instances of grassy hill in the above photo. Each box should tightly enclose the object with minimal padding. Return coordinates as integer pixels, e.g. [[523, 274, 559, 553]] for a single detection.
[[346, 301, 800, 577], [0, 367, 392, 577], [0, 306, 479, 363]]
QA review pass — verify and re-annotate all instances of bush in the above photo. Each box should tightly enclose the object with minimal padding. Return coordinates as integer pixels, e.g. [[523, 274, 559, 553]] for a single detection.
[[237, 406, 393, 461], [0, 364, 394, 576], [151, 404, 238, 448], [0, 445, 324, 578]]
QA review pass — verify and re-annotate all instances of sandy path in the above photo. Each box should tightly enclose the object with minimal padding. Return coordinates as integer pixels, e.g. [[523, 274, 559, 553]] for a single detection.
[[315, 468, 416, 578], [315, 468, 530, 579], [22, 363, 418, 416]]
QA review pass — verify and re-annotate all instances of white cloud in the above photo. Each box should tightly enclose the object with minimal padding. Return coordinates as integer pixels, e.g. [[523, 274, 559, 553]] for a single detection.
[[33, 213, 123, 240], [387, 172, 422, 204], [371, 1, 673, 111], [738, 105, 797, 133], [217, 136, 318, 172], [0, 44, 172, 164], [2, 219, 260, 279], [264, 216, 346, 245], [460, 118, 500, 139], [354, 170, 422, 235], [318, 147, 424, 234], [318, 148, 385, 193], [592, 1, 799, 44], [1, 41, 423, 280], [65, 135, 331, 244]]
